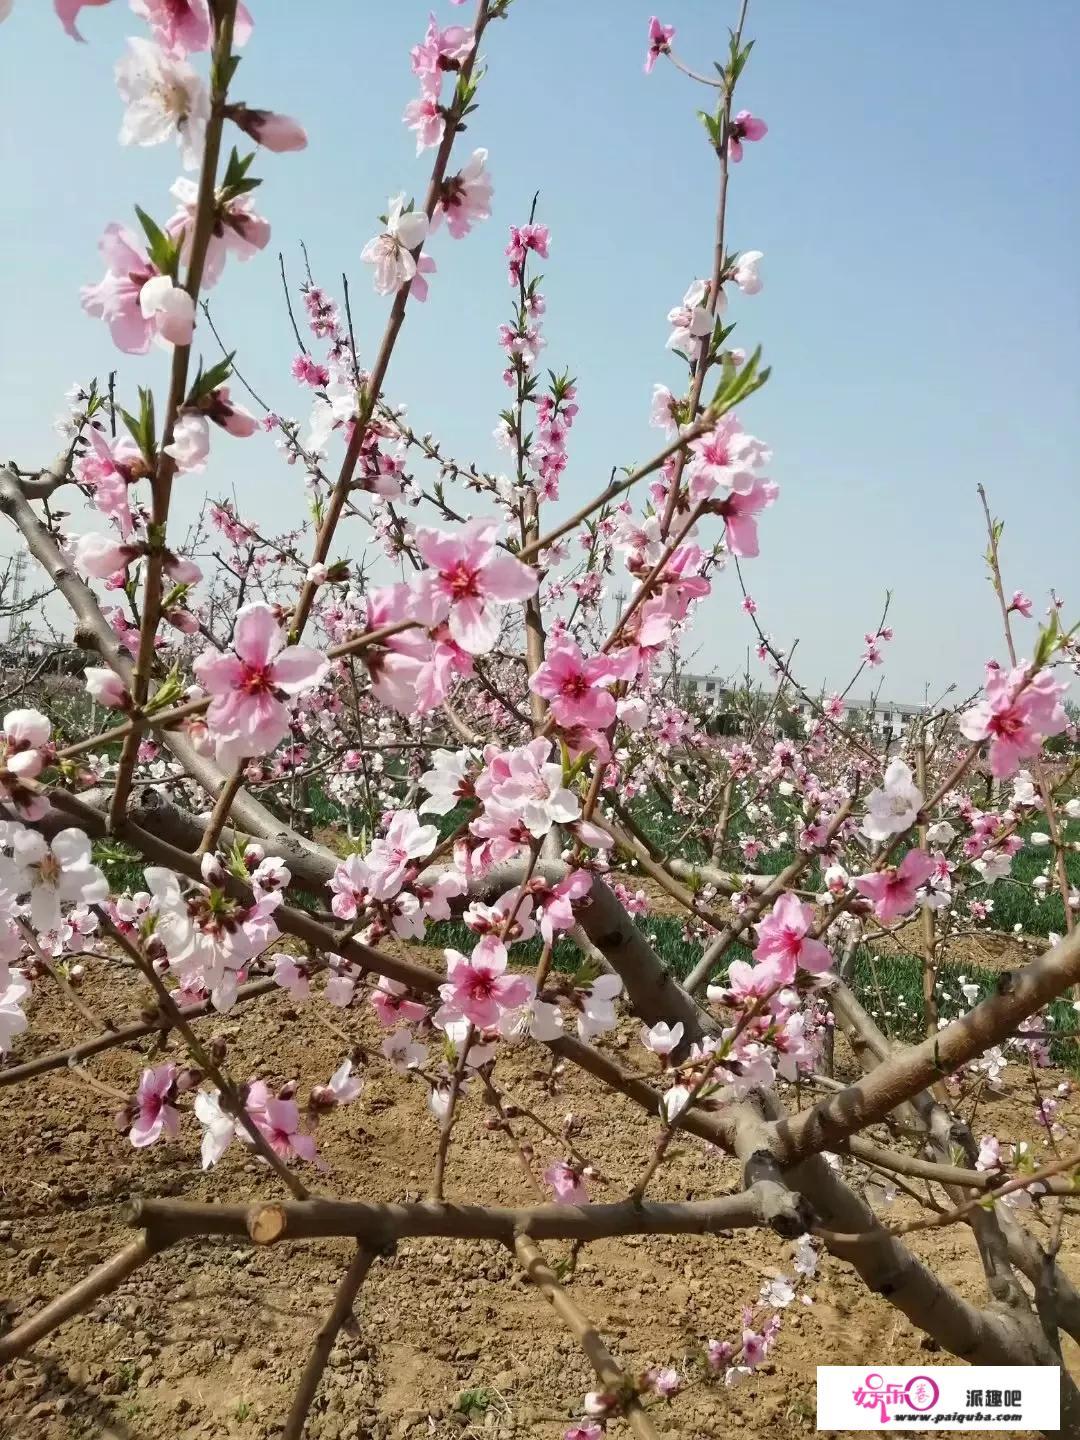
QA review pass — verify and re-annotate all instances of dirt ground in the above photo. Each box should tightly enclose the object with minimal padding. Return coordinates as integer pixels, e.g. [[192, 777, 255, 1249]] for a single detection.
[[2, 946, 1078, 1440]]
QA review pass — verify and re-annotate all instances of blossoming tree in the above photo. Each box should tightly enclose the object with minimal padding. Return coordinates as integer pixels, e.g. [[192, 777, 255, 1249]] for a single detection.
[[2, 1, 1080, 1435]]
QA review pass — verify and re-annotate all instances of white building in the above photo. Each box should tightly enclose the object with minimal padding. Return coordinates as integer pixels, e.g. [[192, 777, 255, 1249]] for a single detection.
[[678, 675, 922, 737]]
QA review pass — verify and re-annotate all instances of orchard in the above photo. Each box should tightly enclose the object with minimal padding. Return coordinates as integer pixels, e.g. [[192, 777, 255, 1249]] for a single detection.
[[1, 2, 1079, 1437]]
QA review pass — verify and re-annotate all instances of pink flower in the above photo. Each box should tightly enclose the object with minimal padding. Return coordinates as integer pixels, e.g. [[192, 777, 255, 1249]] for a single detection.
[[54, 0, 110, 43], [754, 893, 832, 976], [411, 253, 437, 304], [543, 1160, 589, 1205], [706, 1339, 735, 1372], [413, 519, 537, 654], [505, 223, 549, 284], [440, 936, 532, 1029], [168, 176, 269, 288], [365, 810, 438, 900], [1009, 590, 1034, 618], [731, 249, 763, 294], [647, 1367, 680, 1399], [1, 711, 50, 783], [854, 848, 936, 923], [644, 16, 675, 73], [563, 1427, 602, 1440], [530, 640, 617, 729], [80, 224, 172, 354], [741, 1329, 767, 1368], [76, 428, 143, 535], [411, 10, 473, 94], [229, 105, 308, 152], [204, 386, 258, 436], [164, 411, 210, 473], [361, 194, 430, 296], [129, 1062, 180, 1147], [84, 668, 130, 710], [403, 93, 444, 153], [728, 110, 768, 163], [245, 1081, 319, 1165], [273, 954, 310, 1001], [433, 149, 493, 239], [715, 478, 779, 558], [371, 977, 428, 1029], [72, 533, 140, 581], [139, 274, 196, 346], [193, 602, 329, 766], [477, 737, 581, 838], [291, 354, 329, 388], [130, 0, 253, 57], [959, 663, 1068, 778], [536, 869, 592, 945]]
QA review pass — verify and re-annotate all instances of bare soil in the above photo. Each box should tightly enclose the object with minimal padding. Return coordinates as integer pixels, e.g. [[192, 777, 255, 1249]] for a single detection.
[[2, 945, 1078, 1440]]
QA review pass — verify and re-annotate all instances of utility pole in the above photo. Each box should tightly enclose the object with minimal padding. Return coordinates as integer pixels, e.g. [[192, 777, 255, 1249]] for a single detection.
[[6, 549, 27, 643]]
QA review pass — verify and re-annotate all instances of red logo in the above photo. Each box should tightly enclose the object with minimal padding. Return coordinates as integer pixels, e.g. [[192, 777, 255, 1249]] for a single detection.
[[852, 1372, 940, 1423]]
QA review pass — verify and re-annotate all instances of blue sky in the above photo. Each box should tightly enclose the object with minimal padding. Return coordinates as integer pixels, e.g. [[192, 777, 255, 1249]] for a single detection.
[[1, 0, 1077, 700]]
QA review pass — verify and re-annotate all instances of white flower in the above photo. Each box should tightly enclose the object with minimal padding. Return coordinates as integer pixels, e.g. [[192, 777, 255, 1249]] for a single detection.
[[194, 1089, 235, 1169], [974, 850, 1012, 884], [1030, 832, 1050, 848], [306, 379, 357, 453], [273, 954, 310, 1001], [325, 974, 356, 1008], [327, 1059, 363, 1104], [926, 820, 956, 847], [164, 411, 210, 472], [732, 249, 763, 294], [616, 697, 649, 732], [419, 749, 473, 816], [761, 1276, 795, 1308], [792, 1235, 818, 1277], [115, 38, 208, 169], [1011, 770, 1038, 807], [660, 1084, 692, 1121], [1066, 799, 1080, 821], [0, 959, 30, 1055], [381, 1030, 428, 1074], [139, 276, 196, 348], [361, 194, 429, 295], [0, 827, 108, 934], [640, 1020, 684, 1056], [666, 279, 713, 352], [576, 972, 623, 1040], [499, 997, 564, 1044], [860, 758, 923, 842]]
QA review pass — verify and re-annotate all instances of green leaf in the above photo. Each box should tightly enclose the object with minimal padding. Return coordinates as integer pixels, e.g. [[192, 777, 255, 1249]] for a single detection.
[[188, 351, 235, 404], [708, 345, 771, 416], [220, 146, 261, 199], [1034, 611, 1062, 669], [134, 205, 180, 279]]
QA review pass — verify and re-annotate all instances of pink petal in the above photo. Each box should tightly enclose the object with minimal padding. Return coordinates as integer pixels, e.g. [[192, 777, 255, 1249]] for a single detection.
[[233, 603, 284, 668], [449, 595, 499, 655], [270, 645, 329, 694], [481, 553, 538, 603], [193, 650, 244, 696]]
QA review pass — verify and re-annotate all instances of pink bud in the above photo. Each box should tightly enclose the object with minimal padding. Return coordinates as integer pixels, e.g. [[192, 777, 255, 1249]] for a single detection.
[[231, 106, 307, 152], [84, 668, 130, 711], [200, 852, 226, 886]]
